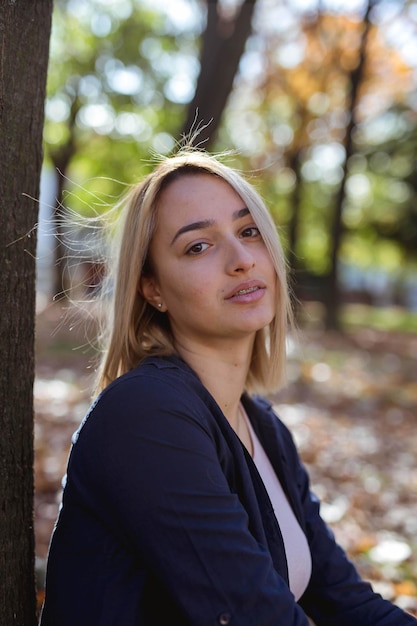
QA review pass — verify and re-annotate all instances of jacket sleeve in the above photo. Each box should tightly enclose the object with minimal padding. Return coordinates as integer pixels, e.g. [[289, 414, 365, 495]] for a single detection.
[[73, 373, 312, 626], [275, 420, 417, 626]]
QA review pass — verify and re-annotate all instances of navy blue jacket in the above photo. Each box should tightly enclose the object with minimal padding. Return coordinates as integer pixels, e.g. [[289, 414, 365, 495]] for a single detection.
[[40, 355, 416, 625]]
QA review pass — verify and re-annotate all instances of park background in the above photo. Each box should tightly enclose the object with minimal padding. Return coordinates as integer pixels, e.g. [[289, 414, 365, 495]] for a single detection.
[[35, 0, 417, 616], [2, 0, 417, 622]]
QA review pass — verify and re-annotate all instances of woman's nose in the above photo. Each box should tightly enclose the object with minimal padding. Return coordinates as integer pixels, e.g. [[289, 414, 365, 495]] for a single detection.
[[225, 240, 255, 274]]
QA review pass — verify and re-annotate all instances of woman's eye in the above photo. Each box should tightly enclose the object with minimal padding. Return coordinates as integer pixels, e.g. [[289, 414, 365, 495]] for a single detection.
[[241, 226, 261, 238], [186, 242, 209, 255]]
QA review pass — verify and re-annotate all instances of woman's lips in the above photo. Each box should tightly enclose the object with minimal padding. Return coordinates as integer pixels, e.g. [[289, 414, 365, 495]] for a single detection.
[[225, 282, 266, 303]]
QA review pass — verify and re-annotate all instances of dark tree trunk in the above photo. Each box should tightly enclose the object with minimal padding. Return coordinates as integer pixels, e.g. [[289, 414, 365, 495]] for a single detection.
[[286, 149, 304, 315], [287, 150, 303, 273], [0, 2, 53, 624], [182, 0, 257, 148], [324, 0, 373, 330]]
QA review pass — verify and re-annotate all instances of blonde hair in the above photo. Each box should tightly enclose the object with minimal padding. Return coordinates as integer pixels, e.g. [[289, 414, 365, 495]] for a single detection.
[[95, 148, 293, 395]]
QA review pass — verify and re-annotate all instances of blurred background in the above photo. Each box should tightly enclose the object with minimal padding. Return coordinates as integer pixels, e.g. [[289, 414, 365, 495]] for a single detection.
[[34, 0, 417, 615]]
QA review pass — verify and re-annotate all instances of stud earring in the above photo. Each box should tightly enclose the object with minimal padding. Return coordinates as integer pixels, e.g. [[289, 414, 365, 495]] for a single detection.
[[157, 303, 162, 309]]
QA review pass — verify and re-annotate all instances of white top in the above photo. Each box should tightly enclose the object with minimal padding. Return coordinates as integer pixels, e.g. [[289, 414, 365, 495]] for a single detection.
[[243, 410, 312, 601]]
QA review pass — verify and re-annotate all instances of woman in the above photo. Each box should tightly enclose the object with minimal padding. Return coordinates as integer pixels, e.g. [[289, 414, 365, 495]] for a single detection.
[[40, 148, 416, 625]]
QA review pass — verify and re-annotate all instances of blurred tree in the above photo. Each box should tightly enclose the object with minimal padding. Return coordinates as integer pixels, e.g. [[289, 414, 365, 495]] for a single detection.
[[324, 0, 373, 330], [0, 1, 53, 624], [181, 0, 258, 146]]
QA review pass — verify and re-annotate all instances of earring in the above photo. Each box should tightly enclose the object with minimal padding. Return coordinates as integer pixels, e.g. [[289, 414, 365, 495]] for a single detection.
[[157, 303, 162, 309]]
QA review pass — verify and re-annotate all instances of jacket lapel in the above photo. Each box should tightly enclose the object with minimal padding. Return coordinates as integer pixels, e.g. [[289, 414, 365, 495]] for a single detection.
[[242, 394, 306, 531]]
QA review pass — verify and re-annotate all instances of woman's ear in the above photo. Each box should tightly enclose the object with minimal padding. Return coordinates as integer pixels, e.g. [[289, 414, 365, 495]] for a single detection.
[[139, 274, 166, 312]]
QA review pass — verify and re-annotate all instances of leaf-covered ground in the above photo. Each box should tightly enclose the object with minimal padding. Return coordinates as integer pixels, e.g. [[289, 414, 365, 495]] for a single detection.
[[34, 303, 417, 616]]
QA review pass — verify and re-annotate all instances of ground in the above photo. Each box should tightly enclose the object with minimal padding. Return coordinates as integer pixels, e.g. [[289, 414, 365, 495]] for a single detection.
[[34, 301, 417, 617]]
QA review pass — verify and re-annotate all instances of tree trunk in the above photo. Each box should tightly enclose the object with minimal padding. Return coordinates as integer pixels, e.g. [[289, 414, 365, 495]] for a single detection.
[[287, 150, 303, 271], [286, 149, 304, 315], [324, 0, 373, 330], [0, 2, 53, 624], [182, 0, 257, 148]]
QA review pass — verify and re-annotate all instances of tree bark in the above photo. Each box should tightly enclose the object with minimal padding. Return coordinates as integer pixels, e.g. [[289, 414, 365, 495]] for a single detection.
[[182, 0, 257, 148], [287, 149, 303, 274], [0, 2, 53, 624], [324, 0, 373, 330]]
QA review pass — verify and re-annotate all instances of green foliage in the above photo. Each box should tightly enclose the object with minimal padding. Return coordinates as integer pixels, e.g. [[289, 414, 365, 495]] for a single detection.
[[341, 304, 417, 334], [359, 109, 417, 259], [44, 0, 202, 214]]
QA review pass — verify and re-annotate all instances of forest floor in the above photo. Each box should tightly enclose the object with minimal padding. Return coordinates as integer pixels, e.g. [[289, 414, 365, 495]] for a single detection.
[[34, 300, 417, 617]]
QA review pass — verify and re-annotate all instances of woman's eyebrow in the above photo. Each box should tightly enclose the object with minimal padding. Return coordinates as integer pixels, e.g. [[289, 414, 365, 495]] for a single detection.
[[233, 207, 250, 220], [170, 207, 250, 245], [170, 219, 214, 245]]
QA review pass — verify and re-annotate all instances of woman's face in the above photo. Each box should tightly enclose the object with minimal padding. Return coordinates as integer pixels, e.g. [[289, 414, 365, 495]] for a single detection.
[[141, 173, 277, 351]]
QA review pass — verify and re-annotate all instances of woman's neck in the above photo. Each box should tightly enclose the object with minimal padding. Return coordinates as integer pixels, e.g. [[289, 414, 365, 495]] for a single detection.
[[175, 337, 253, 428]]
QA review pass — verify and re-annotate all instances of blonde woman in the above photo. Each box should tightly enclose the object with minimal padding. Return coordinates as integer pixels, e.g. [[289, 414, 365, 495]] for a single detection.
[[40, 149, 416, 625]]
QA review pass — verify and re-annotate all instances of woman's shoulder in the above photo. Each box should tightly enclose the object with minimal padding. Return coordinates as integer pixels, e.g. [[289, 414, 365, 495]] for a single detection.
[[72, 355, 214, 445], [84, 354, 220, 429], [99, 354, 203, 402]]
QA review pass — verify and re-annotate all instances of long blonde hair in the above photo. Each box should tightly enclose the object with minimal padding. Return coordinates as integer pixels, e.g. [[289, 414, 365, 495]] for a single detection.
[[95, 148, 293, 395]]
